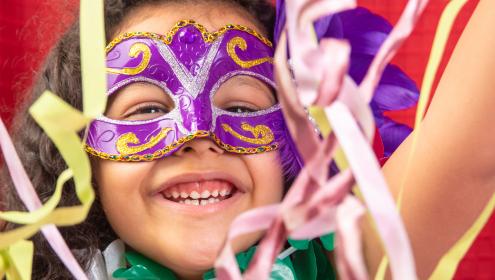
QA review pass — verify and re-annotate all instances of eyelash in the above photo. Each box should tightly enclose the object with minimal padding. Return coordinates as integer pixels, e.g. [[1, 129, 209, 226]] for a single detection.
[[125, 101, 261, 117], [225, 104, 257, 113], [126, 104, 168, 117]]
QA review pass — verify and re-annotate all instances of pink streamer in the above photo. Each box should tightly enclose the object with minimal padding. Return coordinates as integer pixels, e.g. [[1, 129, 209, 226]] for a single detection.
[[326, 103, 416, 278], [336, 195, 367, 280], [285, 0, 356, 106], [215, 0, 431, 278], [314, 39, 351, 106], [286, 170, 353, 239], [215, 205, 280, 280], [360, 0, 430, 102], [0, 119, 88, 280], [274, 33, 322, 163]]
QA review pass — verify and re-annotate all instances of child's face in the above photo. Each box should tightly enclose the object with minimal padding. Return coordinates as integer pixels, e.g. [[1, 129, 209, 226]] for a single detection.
[[94, 2, 283, 278]]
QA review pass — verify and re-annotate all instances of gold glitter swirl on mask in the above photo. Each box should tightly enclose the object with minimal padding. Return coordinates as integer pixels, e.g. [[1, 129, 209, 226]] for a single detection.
[[221, 123, 274, 145], [116, 127, 172, 155], [106, 42, 151, 75], [105, 20, 273, 53], [85, 130, 278, 162], [227, 37, 273, 69]]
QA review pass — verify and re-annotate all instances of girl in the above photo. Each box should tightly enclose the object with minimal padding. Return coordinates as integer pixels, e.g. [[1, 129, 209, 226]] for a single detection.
[[2, 0, 495, 279], [3, 1, 291, 279]]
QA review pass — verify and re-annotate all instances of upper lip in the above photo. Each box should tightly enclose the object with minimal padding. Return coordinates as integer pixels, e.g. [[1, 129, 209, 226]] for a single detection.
[[151, 171, 249, 195]]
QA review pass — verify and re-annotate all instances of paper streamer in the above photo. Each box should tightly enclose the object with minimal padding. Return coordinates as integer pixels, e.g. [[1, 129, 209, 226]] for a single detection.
[[325, 102, 416, 279], [80, 0, 107, 117], [288, 0, 417, 277], [416, 0, 468, 128], [215, 0, 417, 278], [1, 0, 107, 278], [429, 193, 495, 279], [335, 196, 367, 280], [0, 240, 33, 280], [215, 205, 281, 279], [376, 0, 469, 278], [359, 0, 429, 103], [285, 0, 356, 107], [424, 2, 492, 278], [0, 93, 93, 280]]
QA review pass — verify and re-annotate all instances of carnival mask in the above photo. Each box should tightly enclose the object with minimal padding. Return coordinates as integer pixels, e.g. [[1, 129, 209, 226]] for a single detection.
[[85, 20, 298, 167]]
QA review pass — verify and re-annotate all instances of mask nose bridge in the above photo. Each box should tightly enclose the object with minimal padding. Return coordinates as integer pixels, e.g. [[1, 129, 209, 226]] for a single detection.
[[189, 94, 214, 133]]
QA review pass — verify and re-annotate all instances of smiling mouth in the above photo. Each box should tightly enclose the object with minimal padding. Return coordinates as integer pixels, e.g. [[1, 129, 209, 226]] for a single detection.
[[160, 180, 236, 206]]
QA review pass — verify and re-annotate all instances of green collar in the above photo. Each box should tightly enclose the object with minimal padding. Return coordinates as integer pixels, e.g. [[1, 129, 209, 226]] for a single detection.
[[112, 236, 335, 280]]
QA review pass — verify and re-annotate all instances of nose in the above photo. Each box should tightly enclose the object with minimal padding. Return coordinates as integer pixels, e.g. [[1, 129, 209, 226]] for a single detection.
[[174, 137, 224, 157]]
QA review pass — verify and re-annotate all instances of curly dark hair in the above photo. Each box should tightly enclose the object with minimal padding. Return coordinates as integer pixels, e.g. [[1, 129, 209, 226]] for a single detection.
[[0, 0, 275, 279]]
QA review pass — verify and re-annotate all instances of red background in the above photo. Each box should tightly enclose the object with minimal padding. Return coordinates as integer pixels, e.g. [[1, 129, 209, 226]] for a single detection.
[[0, 0, 493, 278]]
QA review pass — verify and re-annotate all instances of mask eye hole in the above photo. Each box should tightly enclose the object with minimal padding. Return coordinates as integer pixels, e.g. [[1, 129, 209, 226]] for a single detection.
[[105, 82, 175, 121], [213, 75, 277, 114]]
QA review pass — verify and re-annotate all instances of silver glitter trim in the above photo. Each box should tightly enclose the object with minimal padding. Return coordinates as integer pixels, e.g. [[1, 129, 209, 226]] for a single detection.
[[107, 76, 171, 97], [96, 76, 184, 127], [96, 108, 181, 126], [155, 39, 221, 98], [208, 71, 280, 131], [194, 37, 222, 97]]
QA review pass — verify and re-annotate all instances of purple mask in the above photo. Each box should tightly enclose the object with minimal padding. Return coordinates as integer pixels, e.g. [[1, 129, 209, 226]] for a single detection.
[[85, 20, 298, 170]]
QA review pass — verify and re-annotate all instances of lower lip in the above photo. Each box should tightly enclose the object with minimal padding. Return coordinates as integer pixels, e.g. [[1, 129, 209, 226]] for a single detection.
[[152, 190, 244, 216]]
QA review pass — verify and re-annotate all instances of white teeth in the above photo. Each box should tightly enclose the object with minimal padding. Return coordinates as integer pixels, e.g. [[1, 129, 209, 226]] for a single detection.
[[180, 192, 189, 199], [225, 189, 231, 195], [219, 189, 227, 197], [201, 190, 210, 199], [172, 191, 179, 199], [164, 192, 172, 198], [212, 190, 219, 197], [177, 197, 225, 206], [190, 191, 200, 199]]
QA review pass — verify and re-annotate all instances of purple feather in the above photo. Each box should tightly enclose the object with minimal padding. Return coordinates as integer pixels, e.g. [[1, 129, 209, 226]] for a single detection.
[[274, 1, 419, 159]]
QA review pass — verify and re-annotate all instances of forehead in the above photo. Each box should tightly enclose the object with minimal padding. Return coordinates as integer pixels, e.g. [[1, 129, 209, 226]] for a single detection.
[[114, 2, 264, 40]]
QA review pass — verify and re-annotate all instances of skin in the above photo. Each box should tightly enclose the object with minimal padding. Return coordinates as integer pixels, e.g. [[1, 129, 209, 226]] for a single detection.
[[365, 1, 495, 278], [94, 3, 283, 280], [95, 1, 495, 279]]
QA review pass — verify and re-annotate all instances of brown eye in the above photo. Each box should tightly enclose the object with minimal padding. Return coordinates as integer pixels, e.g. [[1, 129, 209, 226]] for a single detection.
[[226, 105, 256, 113], [123, 102, 171, 121], [213, 75, 276, 113], [105, 82, 175, 121], [128, 104, 169, 116]]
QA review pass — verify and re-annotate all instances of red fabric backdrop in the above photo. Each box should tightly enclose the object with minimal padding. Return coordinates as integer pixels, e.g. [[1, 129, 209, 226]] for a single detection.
[[0, 0, 493, 278]]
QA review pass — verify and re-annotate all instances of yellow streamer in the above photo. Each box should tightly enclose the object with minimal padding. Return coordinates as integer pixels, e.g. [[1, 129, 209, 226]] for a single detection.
[[80, 0, 107, 117], [0, 92, 95, 249], [0, 170, 73, 224], [6, 240, 34, 280], [309, 106, 349, 170], [429, 192, 495, 279], [0, 0, 107, 278], [375, 1, 469, 279], [0, 240, 33, 280]]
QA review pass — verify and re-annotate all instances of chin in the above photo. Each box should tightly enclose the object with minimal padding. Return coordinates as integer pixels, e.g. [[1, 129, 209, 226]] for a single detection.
[[150, 230, 261, 277], [148, 242, 221, 279]]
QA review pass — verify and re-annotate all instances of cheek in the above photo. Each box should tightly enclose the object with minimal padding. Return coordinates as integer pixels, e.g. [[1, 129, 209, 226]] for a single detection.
[[244, 152, 285, 206], [95, 160, 154, 233]]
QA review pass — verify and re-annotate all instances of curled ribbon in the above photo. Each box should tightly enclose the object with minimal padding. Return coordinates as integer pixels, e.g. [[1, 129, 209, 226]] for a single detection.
[[0, 240, 33, 280], [0, 0, 107, 279], [215, 0, 420, 278]]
